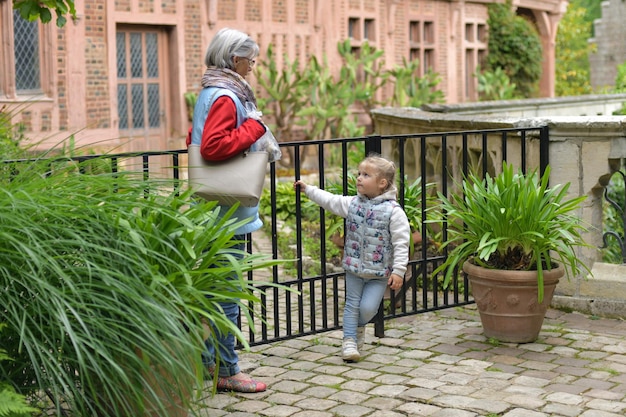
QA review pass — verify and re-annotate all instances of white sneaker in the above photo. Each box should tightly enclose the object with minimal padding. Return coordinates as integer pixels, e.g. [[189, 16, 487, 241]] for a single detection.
[[342, 337, 360, 362]]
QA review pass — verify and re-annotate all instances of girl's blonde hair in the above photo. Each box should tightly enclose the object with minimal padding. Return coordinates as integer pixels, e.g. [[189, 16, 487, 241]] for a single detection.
[[360, 153, 396, 191]]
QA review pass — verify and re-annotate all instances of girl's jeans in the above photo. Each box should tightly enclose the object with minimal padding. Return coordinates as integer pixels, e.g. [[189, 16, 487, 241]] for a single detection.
[[343, 271, 388, 340], [202, 236, 245, 377]]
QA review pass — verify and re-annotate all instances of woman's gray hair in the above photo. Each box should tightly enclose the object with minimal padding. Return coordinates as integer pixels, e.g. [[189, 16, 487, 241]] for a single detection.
[[204, 28, 259, 70]]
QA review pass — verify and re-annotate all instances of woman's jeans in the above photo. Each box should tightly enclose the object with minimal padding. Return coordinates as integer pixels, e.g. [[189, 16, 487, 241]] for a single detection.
[[343, 271, 387, 340], [202, 236, 246, 377]]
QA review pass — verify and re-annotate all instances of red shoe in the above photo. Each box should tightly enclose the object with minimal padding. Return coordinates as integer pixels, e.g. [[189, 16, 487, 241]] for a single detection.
[[216, 375, 267, 393]]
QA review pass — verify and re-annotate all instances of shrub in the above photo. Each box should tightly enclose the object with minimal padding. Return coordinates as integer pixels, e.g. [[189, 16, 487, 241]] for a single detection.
[[486, 0, 543, 98]]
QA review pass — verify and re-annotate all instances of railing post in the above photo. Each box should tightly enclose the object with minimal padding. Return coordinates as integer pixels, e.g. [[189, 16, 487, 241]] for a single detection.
[[366, 134, 382, 156], [373, 302, 385, 338], [539, 125, 550, 176], [367, 134, 384, 338]]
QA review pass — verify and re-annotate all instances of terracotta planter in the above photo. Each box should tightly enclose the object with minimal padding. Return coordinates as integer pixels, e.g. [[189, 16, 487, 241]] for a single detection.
[[463, 260, 564, 343], [94, 348, 194, 417], [97, 325, 210, 417], [138, 348, 194, 417]]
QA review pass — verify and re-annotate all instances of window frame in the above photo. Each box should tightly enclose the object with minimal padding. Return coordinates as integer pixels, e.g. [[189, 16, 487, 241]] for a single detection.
[[409, 18, 436, 76], [464, 21, 488, 101], [0, 3, 54, 101]]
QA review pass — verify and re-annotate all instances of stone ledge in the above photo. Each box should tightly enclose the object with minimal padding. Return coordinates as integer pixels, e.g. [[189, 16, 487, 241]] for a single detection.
[[552, 262, 626, 319], [581, 262, 626, 298], [551, 295, 625, 319]]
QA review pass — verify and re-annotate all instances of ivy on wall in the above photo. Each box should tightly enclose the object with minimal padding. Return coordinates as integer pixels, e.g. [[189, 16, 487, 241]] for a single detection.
[[486, 0, 543, 98]]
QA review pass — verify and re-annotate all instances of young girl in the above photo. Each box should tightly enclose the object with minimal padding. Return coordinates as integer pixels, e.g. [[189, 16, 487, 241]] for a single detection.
[[294, 154, 410, 362]]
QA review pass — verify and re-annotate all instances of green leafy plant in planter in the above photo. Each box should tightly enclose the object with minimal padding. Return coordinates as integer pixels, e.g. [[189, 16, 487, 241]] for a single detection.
[[0, 156, 281, 417], [434, 163, 591, 343]]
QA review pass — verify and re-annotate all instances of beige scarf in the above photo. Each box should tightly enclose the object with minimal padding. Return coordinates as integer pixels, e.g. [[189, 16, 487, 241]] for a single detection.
[[200, 67, 257, 107]]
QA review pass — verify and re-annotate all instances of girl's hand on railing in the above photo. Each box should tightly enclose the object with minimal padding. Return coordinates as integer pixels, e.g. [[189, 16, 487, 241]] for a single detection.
[[294, 180, 307, 193]]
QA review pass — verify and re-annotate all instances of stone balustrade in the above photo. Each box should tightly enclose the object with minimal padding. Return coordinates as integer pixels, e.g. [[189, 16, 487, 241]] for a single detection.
[[371, 94, 626, 318]]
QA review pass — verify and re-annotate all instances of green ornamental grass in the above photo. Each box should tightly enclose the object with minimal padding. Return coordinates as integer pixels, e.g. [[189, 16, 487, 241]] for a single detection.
[[0, 157, 281, 416]]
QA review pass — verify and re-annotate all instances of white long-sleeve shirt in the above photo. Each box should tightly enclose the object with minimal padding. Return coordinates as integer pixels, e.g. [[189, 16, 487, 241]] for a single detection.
[[304, 185, 410, 278]]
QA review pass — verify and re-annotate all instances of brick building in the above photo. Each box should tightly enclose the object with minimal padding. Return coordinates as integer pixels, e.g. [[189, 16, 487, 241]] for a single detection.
[[589, 0, 626, 91], [0, 0, 567, 153]]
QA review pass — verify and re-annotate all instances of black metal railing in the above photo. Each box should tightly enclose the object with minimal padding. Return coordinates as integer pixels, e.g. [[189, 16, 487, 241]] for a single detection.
[[6, 125, 550, 346], [265, 126, 550, 342], [602, 170, 626, 264]]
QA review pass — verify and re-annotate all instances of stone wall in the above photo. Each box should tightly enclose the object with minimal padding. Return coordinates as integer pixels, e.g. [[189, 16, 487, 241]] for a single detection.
[[589, 0, 626, 90]]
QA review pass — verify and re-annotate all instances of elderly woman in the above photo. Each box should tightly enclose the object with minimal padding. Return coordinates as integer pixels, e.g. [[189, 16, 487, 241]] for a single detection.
[[188, 27, 267, 393]]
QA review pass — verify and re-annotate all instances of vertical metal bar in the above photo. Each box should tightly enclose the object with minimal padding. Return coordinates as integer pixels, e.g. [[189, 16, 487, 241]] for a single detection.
[[372, 133, 386, 337], [266, 152, 281, 339], [461, 133, 471, 302], [539, 125, 550, 177], [318, 142, 327, 329], [501, 131, 508, 165], [482, 132, 488, 177], [366, 134, 382, 155], [421, 135, 429, 309], [288, 144, 302, 337], [520, 130, 527, 174], [143, 154, 149, 198], [172, 153, 180, 196]]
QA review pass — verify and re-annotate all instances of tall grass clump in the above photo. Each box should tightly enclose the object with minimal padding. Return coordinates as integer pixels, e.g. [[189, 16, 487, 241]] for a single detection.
[[0, 151, 279, 416]]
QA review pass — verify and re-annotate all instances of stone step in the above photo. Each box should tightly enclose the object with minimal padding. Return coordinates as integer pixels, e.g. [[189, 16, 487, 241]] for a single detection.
[[552, 262, 626, 319]]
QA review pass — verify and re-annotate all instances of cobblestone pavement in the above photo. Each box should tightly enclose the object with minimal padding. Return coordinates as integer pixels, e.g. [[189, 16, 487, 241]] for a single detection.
[[194, 306, 626, 417]]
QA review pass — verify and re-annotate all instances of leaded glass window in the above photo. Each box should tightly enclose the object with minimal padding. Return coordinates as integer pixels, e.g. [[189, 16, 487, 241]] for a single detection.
[[13, 10, 41, 92]]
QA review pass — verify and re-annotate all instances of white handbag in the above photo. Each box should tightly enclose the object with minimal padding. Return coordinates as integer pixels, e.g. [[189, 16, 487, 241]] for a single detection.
[[187, 144, 268, 207]]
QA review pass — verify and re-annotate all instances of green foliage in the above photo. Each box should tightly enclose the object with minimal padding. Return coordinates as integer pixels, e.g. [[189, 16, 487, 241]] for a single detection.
[[0, 386, 37, 417], [486, 0, 543, 98], [613, 62, 626, 115], [296, 53, 366, 141], [402, 176, 440, 237], [255, 42, 372, 167], [255, 44, 308, 144], [387, 58, 445, 107], [555, 2, 594, 96], [433, 163, 590, 302], [337, 39, 389, 113], [259, 182, 313, 221], [0, 324, 37, 417], [475, 67, 518, 101], [255, 39, 444, 152], [184, 91, 198, 122], [256, 41, 370, 146], [0, 153, 282, 416], [13, 0, 76, 27], [573, 0, 603, 35], [616, 62, 626, 93], [0, 106, 29, 160], [601, 170, 625, 263]]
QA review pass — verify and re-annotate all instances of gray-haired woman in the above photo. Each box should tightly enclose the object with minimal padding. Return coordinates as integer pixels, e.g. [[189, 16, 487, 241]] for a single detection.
[[188, 27, 267, 393]]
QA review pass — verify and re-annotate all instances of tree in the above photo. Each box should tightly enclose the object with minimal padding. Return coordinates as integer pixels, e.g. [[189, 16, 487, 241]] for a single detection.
[[13, 0, 76, 27], [576, 0, 603, 34], [486, 0, 543, 98], [555, 2, 594, 96]]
